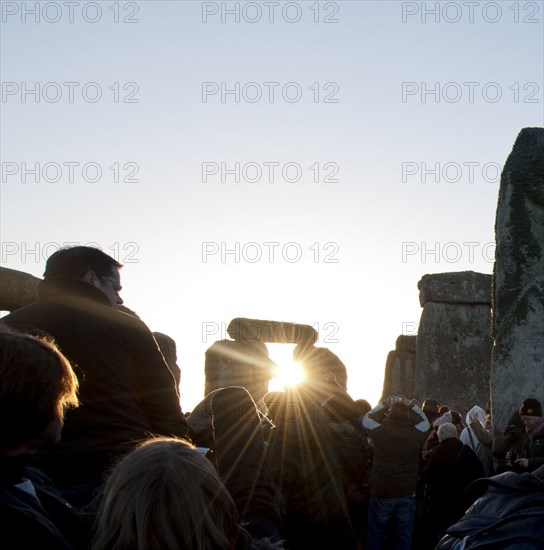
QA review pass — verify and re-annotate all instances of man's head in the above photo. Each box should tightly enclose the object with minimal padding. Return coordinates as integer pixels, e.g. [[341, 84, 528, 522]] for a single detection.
[[44, 246, 123, 306], [386, 400, 411, 423], [519, 398, 542, 431]]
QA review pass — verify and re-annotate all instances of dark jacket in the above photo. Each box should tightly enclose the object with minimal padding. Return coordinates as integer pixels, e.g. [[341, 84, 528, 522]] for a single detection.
[[0, 459, 89, 549], [425, 438, 484, 528], [3, 278, 188, 488], [363, 402, 430, 498], [522, 416, 544, 471], [435, 465, 544, 550]]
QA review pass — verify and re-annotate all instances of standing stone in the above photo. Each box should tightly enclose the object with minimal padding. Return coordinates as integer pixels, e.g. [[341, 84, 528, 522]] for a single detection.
[[204, 339, 276, 408], [414, 271, 492, 415], [293, 344, 348, 391], [382, 335, 416, 399], [205, 319, 343, 408], [0, 266, 40, 311], [492, 127, 544, 434]]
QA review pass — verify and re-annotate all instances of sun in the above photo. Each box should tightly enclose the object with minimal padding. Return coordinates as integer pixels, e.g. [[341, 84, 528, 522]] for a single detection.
[[274, 360, 306, 388]]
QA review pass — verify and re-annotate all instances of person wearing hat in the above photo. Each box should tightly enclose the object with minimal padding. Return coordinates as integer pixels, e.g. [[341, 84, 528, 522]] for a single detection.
[[515, 397, 544, 472], [362, 395, 430, 550]]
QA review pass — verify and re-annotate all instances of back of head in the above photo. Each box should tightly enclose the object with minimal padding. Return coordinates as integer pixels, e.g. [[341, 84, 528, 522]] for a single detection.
[[437, 422, 458, 442], [422, 398, 439, 413], [354, 399, 372, 417], [423, 398, 440, 424], [519, 398, 542, 417], [0, 325, 79, 452], [322, 393, 359, 423], [450, 410, 463, 425], [387, 401, 410, 423], [93, 437, 243, 550], [43, 245, 122, 279]]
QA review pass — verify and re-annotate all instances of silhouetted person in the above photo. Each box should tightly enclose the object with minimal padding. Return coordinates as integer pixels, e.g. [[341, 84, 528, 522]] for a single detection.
[[363, 396, 430, 550], [424, 423, 484, 546], [3, 246, 189, 508], [515, 398, 544, 472], [92, 437, 271, 549], [0, 327, 89, 548], [267, 388, 356, 549]]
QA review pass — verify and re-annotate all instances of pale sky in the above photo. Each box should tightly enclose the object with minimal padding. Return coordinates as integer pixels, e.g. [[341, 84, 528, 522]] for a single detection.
[[1, 0, 543, 412]]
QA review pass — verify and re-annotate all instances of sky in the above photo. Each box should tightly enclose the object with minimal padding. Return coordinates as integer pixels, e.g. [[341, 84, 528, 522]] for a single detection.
[[1, 0, 543, 412]]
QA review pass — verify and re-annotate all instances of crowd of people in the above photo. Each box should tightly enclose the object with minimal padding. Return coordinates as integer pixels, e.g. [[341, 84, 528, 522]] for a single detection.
[[1, 246, 543, 549]]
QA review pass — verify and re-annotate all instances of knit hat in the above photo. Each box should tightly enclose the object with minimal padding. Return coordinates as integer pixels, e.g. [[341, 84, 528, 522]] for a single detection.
[[519, 398, 542, 417]]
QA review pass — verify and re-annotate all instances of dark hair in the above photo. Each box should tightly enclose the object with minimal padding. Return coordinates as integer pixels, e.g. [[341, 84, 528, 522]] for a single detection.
[[422, 398, 439, 412], [387, 401, 410, 422], [450, 410, 463, 425], [43, 246, 122, 280], [354, 399, 372, 417], [0, 325, 79, 450]]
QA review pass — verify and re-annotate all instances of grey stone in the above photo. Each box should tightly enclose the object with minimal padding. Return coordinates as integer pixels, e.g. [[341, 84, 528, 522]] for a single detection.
[[491, 127, 544, 434], [0, 266, 40, 311], [418, 271, 492, 306], [382, 346, 416, 400], [293, 345, 348, 391], [204, 339, 276, 406], [396, 335, 417, 353], [227, 317, 318, 344], [413, 301, 493, 415]]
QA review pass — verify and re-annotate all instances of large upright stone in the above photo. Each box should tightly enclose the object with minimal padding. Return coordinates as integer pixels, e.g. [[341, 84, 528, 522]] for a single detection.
[[414, 271, 492, 414], [293, 344, 348, 391], [491, 127, 544, 433], [382, 335, 416, 399], [204, 339, 276, 408], [0, 267, 40, 311]]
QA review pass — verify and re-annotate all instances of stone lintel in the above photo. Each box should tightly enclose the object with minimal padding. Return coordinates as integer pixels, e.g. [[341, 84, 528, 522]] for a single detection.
[[418, 271, 492, 307]]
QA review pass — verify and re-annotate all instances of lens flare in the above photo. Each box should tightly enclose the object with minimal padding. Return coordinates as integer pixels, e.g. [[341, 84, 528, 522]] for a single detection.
[[275, 361, 305, 388]]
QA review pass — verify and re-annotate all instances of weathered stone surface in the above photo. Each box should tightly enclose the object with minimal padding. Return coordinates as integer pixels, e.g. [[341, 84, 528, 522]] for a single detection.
[[491, 127, 544, 434], [418, 271, 492, 307], [293, 345, 348, 390], [382, 336, 416, 399], [227, 317, 318, 344], [0, 267, 40, 311], [396, 335, 417, 353], [414, 300, 493, 415], [204, 339, 276, 406]]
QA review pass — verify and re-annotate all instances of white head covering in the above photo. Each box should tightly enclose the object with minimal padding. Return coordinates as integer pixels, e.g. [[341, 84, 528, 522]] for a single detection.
[[465, 405, 486, 428]]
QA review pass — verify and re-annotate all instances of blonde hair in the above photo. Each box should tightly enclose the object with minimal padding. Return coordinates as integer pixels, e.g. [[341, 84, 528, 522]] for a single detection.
[[92, 437, 247, 550]]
